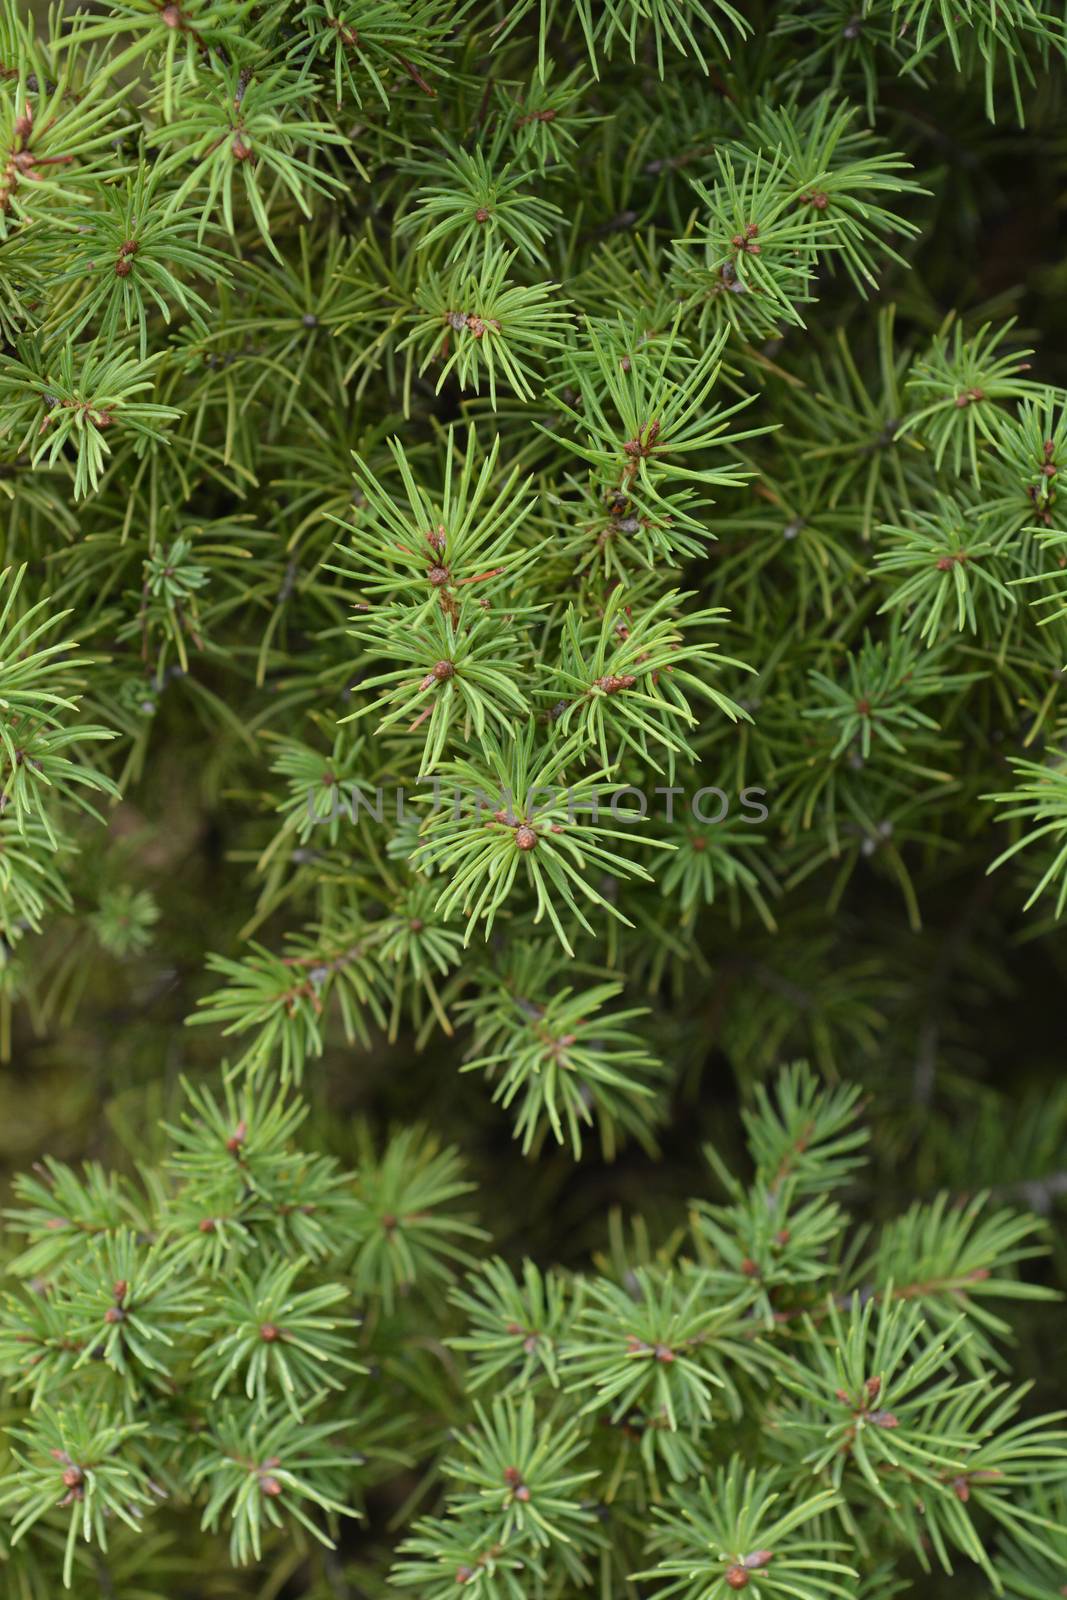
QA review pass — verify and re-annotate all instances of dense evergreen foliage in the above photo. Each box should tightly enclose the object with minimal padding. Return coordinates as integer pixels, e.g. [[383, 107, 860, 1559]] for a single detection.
[[2, 1, 1067, 1595]]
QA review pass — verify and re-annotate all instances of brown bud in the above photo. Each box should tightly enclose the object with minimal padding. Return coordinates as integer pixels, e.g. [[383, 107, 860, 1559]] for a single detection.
[[432, 659, 455, 681], [514, 1484, 531, 1502], [226, 1119, 247, 1153], [740, 1258, 760, 1278], [865, 1376, 881, 1401], [199, 1217, 216, 1232], [474, 207, 491, 223], [104, 1307, 124, 1324], [231, 136, 253, 162], [503, 1466, 523, 1485], [260, 1475, 282, 1496], [427, 564, 450, 586], [456, 1566, 474, 1584], [743, 1551, 774, 1570], [115, 257, 132, 277], [260, 1323, 280, 1342], [161, 3, 182, 25], [514, 825, 537, 851], [62, 1465, 83, 1488], [725, 1568, 749, 1590]]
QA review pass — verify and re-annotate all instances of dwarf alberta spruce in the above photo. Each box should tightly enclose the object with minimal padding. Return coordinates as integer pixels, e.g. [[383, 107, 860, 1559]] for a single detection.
[[2, 0, 1067, 1596], [0, 1063, 1065, 1597]]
